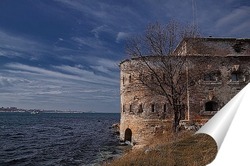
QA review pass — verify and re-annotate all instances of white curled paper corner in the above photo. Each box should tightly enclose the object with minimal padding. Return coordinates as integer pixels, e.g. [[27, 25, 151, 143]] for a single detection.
[[196, 83, 250, 166]]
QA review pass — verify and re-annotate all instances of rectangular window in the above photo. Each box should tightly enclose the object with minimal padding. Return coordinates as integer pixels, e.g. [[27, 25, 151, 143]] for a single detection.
[[151, 74, 154, 81], [163, 104, 167, 112], [138, 104, 143, 113], [151, 104, 155, 112], [204, 73, 216, 81], [129, 104, 132, 112], [231, 73, 239, 81], [122, 105, 125, 112], [129, 75, 132, 83]]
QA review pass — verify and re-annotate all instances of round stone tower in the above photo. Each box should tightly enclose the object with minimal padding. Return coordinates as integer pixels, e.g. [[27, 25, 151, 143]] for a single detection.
[[119, 57, 172, 145]]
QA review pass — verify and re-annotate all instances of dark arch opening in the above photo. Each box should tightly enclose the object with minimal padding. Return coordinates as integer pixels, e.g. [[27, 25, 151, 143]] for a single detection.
[[124, 128, 132, 142], [205, 101, 218, 111]]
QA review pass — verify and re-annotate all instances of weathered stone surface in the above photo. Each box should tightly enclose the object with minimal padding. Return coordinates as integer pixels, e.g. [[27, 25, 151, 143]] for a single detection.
[[120, 37, 250, 145]]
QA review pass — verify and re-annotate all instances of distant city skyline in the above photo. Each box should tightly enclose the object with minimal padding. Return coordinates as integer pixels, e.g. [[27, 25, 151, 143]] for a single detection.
[[0, 106, 96, 113], [0, 0, 249, 112]]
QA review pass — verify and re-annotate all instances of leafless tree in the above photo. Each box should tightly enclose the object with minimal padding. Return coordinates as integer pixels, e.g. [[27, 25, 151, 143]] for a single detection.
[[125, 20, 202, 132]]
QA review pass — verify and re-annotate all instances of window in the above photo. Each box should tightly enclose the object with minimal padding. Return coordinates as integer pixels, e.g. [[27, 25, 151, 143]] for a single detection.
[[231, 72, 240, 81], [163, 104, 167, 112], [151, 104, 155, 112], [138, 104, 143, 113], [204, 74, 214, 81], [233, 42, 245, 53], [150, 74, 155, 81], [129, 75, 132, 83], [122, 105, 125, 112], [205, 101, 218, 111], [204, 73, 217, 81], [122, 77, 125, 85], [129, 104, 132, 112]]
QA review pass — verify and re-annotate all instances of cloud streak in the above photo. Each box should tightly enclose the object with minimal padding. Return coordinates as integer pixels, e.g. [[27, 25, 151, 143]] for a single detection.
[[1, 62, 119, 111], [5, 63, 118, 86], [0, 29, 45, 59], [216, 6, 250, 28]]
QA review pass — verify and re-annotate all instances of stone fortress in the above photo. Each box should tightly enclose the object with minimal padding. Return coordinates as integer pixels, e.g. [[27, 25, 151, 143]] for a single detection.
[[119, 37, 250, 145]]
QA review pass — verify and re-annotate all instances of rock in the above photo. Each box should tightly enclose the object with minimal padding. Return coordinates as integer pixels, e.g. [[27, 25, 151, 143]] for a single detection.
[[125, 140, 132, 145], [178, 121, 203, 131], [119, 142, 128, 146], [112, 123, 120, 130], [111, 123, 120, 135]]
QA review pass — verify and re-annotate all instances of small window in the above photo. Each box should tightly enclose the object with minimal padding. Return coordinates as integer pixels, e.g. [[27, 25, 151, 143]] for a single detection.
[[233, 42, 245, 53], [138, 104, 143, 113], [150, 74, 154, 81], [122, 77, 125, 85], [129, 75, 132, 83], [205, 101, 218, 111], [204, 73, 216, 81], [231, 72, 240, 81], [151, 104, 155, 112], [122, 105, 125, 112], [163, 104, 167, 112], [129, 104, 132, 112]]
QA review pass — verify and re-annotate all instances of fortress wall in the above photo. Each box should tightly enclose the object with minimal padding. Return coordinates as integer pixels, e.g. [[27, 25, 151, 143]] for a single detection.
[[187, 56, 250, 120], [120, 55, 250, 144], [120, 114, 172, 144]]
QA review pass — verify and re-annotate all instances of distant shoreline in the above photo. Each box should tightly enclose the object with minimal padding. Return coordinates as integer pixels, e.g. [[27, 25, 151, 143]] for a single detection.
[[0, 109, 120, 114]]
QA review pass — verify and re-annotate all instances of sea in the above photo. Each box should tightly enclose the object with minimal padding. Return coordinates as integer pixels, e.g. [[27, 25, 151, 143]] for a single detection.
[[0, 112, 124, 166]]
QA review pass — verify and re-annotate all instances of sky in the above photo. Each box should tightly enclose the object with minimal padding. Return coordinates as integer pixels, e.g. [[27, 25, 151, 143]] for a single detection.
[[0, 0, 249, 113]]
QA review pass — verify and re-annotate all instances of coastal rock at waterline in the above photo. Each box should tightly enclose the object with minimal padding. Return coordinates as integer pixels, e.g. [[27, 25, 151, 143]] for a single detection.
[[111, 123, 120, 135]]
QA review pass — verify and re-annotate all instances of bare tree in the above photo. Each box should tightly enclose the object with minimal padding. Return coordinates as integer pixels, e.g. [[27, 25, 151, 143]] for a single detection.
[[126, 20, 201, 132]]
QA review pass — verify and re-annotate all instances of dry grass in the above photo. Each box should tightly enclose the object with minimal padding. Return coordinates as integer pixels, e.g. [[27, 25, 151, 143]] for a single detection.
[[106, 131, 217, 166]]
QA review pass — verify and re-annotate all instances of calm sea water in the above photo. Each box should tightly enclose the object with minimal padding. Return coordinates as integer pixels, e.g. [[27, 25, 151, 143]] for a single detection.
[[0, 112, 122, 166]]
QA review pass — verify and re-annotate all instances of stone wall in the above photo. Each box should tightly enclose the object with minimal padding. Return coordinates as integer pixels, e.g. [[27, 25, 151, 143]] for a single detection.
[[176, 38, 250, 56], [188, 56, 250, 121], [120, 114, 172, 145], [120, 38, 250, 145]]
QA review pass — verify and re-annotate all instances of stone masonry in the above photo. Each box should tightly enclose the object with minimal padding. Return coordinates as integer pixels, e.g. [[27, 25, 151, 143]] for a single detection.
[[120, 37, 250, 145]]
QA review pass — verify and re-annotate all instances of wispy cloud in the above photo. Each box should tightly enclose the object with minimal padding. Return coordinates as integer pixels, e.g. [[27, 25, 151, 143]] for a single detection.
[[1, 62, 119, 111], [216, 6, 250, 28], [53, 0, 144, 31], [215, 6, 250, 36], [5, 63, 118, 85], [53, 64, 119, 84], [71, 36, 105, 50], [116, 32, 130, 43], [196, 1, 250, 37], [91, 25, 110, 39], [0, 29, 52, 59], [90, 58, 119, 75]]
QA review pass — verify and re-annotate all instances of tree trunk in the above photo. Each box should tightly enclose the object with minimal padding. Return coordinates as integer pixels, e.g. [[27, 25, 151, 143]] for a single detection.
[[173, 102, 183, 132]]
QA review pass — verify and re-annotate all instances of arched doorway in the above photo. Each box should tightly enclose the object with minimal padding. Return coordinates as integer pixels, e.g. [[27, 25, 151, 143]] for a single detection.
[[124, 128, 132, 142], [205, 101, 218, 111]]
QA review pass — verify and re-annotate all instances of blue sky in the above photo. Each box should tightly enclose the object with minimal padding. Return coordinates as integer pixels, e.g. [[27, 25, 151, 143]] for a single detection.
[[0, 0, 249, 113]]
